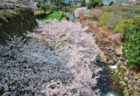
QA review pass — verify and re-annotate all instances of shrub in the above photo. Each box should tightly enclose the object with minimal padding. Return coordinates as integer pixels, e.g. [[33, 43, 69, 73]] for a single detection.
[[123, 31, 140, 68], [133, 17, 140, 31], [113, 19, 135, 36], [116, 17, 140, 68]]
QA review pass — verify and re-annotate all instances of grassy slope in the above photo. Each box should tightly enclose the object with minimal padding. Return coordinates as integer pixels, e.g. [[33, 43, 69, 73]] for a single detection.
[[40, 11, 62, 21]]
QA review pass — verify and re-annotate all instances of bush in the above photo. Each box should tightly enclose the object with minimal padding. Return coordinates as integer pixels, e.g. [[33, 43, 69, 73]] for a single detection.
[[115, 17, 140, 68], [113, 19, 135, 36], [87, 0, 103, 9], [133, 17, 140, 31], [123, 31, 140, 68]]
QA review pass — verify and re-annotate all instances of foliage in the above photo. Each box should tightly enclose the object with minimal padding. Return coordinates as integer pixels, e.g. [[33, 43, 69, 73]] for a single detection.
[[40, 11, 62, 21], [0, 8, 37, 44], [109, 1, 114, 6], [98, 13, 113, 25], [123, 31, 140, 67], [114, 18, 140, 68], [15, 8, 34, 15], [50, 0, 66, 10], [81, 0, 86, 7], [87, 0, 103, 9], [113, 19, 135, 36], [40, 3, 48, 12]]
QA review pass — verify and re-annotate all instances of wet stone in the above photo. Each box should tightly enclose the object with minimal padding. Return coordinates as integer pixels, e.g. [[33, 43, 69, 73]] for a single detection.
[[91, 86, 97, 90], [71, 89, 77, 94], [92, 73, 96, 78], [49, 84, 57, 89], [79, 91, 89, 96]]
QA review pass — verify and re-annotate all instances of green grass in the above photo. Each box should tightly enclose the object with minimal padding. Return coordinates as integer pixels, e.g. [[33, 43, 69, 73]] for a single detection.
[[40, 11, 62, 21], [102, 8, 114, 12]]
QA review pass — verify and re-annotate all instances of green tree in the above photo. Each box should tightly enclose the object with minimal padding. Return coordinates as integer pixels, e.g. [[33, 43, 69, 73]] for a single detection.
[[50, 0, 66, 10], [40, 3, 48, 12], [81, 0, 86, 7], [109, 1, 114, 6], [87, 0, 102, 9]]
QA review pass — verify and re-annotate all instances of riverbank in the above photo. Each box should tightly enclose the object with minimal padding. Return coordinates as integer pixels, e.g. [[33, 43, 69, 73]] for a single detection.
[[76, 10, 140, 96]]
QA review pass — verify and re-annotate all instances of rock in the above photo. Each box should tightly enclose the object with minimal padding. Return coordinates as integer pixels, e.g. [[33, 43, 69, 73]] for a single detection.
[[79, 91, 89, 96], [92, 73, 96, 78], [49, 84, 57, 89], [91, 86, 97, 90], [71, 89, 77, 94], [0, 85, 3, 91]]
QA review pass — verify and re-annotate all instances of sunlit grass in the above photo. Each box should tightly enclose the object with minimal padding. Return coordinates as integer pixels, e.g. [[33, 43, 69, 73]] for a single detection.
[[40, 11, 62, 21]]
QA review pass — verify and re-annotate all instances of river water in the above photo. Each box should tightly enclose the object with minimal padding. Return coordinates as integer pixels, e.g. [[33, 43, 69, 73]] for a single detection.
[[66, 12, 75, 22], [0, 20, 123, 96]]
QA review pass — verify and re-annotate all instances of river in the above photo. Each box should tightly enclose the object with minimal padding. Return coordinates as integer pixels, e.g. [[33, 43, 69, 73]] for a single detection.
[[66, 12, 75, 22]]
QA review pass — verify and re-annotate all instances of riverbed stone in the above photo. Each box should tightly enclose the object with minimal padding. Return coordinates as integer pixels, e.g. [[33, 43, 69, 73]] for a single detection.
[[79, 91, 89, 96], [71, 89, 77, 94]]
